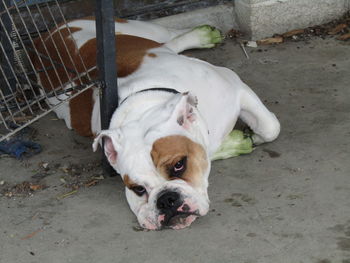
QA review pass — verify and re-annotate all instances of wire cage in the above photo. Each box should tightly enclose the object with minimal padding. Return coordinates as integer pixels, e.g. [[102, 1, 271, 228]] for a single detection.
[[0, 0, 105, 142]]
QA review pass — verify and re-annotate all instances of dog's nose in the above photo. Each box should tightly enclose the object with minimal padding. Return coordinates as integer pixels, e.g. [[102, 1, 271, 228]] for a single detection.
[[156, 191, 182, 211]]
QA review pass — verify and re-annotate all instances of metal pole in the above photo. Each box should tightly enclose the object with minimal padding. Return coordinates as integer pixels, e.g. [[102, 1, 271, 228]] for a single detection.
[[95, 0, 118, 175], [0, 0, 16, 96]]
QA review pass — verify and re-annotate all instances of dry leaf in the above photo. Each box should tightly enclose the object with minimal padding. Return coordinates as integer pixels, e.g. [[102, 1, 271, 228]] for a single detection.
[[85, 180, 99, 187], [337, 32, 350, 40], [282, 29, 304, 38], [257, 36, 284, 45], [21, 229, 42, 240], [29, 184, 43, 191], [328, 24, 348, 35]]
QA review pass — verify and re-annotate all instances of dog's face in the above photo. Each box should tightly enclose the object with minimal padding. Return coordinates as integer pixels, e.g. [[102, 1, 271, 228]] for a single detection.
[[93, 93, 211, 230]]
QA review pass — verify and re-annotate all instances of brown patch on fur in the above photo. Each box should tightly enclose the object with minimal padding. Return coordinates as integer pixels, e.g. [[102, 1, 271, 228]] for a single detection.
[[116, 35, 161, 77], [123, 174, 136, 189], [31, 21, 161, 137], [69, 88, 94, 137], [151, 135, 208, 187], [78, 34, 161, 78], [31, 25, 101, 137], [116, 18, 128, 23], [148, 53, 157, 57], [31, 27, 83, 92], [31, 25, 98, 137]]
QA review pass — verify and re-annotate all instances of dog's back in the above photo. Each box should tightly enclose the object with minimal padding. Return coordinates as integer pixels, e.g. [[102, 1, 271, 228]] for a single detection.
[[31, 18, 178, 136]]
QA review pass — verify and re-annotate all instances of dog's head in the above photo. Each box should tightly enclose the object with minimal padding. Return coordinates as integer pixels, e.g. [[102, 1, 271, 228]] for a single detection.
[[93, 92, 211, 230]]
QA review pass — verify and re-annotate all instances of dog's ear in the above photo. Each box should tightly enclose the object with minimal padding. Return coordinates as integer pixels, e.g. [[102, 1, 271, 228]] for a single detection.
[[166, 92, 198, 130], [92, 129, 122, 165]]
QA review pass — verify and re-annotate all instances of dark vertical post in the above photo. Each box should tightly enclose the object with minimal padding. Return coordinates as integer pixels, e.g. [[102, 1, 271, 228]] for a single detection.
[[95, 0, 118, 174], [0, 0, 16, 96]]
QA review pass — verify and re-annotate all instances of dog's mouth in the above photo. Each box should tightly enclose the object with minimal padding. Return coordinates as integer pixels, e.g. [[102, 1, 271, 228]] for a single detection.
[[160, 211, 199, 229]]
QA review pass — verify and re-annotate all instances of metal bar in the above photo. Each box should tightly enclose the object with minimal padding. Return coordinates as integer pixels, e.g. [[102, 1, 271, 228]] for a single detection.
[[12, 0, 60, 108], [0, 0, 16, 96], [53, 0, 92, 82], [0, 25, 33, 115], [0, 0, 50, 112], [43, 1, 85, 87], [0, 0, 25, 16], [0, 65, 97, 114], [95, 0, 118, 175], [0, 82, 96, 142], [0, 0, 101, 142], [95, 0, 118, 130]]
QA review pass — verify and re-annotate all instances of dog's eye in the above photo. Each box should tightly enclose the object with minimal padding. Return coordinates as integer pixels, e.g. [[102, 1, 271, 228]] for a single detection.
[[131, 185, 146, 196], [170, 157, 187, 178]]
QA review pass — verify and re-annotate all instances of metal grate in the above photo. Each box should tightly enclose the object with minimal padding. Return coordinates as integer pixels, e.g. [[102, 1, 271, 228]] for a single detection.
[[0, 0, 98, 142]]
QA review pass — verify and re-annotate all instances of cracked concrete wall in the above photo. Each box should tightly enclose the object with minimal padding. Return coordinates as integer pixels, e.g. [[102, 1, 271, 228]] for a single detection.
[[235, 0, 350, 40]]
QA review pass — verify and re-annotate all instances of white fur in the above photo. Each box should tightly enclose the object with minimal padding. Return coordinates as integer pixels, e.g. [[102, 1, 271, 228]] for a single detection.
[[91, 87, 101, 135], [53, 19, 186, 49], [51, 19, 280, 230]]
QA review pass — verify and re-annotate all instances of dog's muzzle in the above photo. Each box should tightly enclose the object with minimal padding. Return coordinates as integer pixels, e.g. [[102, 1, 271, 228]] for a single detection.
[[156, 190, 198, 228]]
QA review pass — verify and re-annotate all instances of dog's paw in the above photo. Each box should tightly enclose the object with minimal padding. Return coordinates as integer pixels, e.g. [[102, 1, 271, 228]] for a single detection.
[[192, 25, 223, 48]]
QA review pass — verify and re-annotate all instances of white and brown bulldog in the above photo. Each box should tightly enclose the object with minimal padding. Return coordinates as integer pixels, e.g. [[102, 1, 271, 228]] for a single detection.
[[32, 18, 280, 230]]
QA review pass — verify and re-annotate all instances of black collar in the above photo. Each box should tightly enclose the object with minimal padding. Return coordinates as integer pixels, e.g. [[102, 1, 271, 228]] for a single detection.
[[119, 87, 179, 105]]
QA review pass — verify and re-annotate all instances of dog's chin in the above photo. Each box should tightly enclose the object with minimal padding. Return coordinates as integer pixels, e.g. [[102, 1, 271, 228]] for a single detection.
[[162, 213, 198, 230], [136, 196, 209, 230]]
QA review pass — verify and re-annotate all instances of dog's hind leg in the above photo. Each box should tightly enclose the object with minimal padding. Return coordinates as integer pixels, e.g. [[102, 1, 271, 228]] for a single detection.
[[164, 25, 223, 53], [238, 85, 281, 145]]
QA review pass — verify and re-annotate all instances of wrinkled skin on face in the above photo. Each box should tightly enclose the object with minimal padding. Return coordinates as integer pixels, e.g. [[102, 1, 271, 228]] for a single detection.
[[93, 93, 211, 230], [124, 135, 211, 230], [126, 179, 210, 230]]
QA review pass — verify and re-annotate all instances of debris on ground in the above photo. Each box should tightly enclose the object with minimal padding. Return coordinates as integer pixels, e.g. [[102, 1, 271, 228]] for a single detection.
[[39, 162, 49, 170], [246, 41, 258, 48], [0, 139, 41, 159], [239, 42, 249, 59], [257, 36, 284, 45], [225, 11, 350, 47], [276, 11, 350, 43], [337, 32, 350, 41], [328, 24, 348, 35], [56, 162, 104, 190], [56, 189, 78, 200], [85, 179, 99, 187], [282, 29, 305, 38], [1, 160, 104, 199], [21, 228, 42, 240], [225, 28, 244, 39], [1, 181, 46, 197]]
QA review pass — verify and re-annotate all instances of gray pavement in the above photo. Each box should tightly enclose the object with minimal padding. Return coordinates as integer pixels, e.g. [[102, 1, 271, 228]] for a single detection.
[[0, 37, 349, 263]]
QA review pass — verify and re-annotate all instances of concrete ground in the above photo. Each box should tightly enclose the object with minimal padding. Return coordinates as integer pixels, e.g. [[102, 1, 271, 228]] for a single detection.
[[0, 36, 350, 263]]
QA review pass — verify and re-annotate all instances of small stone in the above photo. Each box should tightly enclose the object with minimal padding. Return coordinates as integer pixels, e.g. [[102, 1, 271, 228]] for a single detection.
[[246, 41, 258, 48], [60, 178, 66, 184]]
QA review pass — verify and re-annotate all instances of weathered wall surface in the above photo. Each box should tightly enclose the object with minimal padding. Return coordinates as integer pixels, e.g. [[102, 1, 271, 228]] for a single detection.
[[235, 0, 350, 40]]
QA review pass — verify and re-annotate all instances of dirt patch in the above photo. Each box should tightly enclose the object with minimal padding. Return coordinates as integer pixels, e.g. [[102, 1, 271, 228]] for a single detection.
[[1, 181, 46, 197], [0, 160, 104, 198]]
